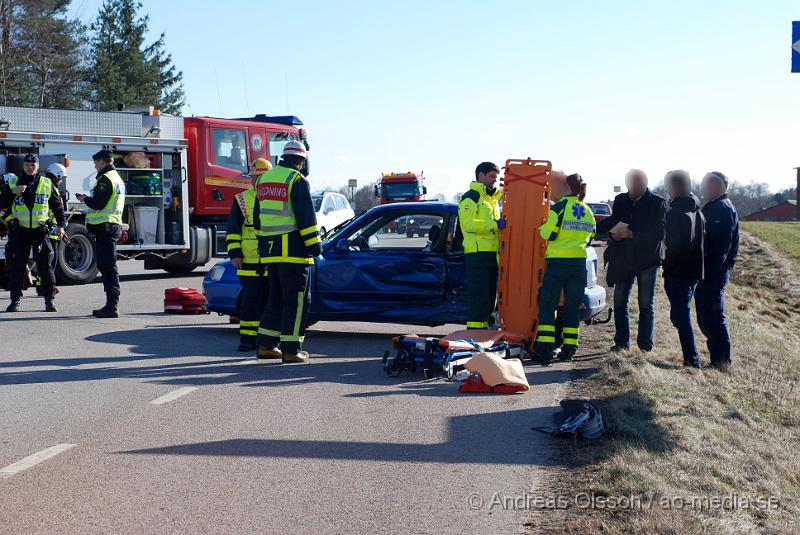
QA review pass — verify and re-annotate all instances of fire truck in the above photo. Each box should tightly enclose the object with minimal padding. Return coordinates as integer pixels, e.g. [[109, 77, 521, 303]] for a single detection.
[[0, 105, 308, 284], [373, 172, 426, 204]]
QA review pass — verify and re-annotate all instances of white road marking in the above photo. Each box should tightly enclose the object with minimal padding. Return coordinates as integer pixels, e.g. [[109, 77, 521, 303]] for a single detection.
[[0, 444, 77, 479], [150, 387, 198, 405]]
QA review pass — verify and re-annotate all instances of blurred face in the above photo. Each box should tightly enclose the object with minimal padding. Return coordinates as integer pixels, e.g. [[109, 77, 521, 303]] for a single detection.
[[625, 170, 648, 198], [93, 159, 106, 172], [549, 170, 569, 200], [23, 161, 38, 176], [702, 173, 725, 200], [478, 170, 499, 188]]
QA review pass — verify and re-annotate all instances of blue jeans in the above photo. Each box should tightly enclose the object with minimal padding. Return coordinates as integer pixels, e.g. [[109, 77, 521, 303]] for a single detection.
[[613, 265, 659, 351], [695, 270, 732, 366], [664, 278, 700, 367]]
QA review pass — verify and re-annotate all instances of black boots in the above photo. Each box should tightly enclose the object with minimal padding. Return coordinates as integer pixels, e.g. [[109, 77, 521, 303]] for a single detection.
[[5, 299, 56, 312], [92, 303, 119, 318]]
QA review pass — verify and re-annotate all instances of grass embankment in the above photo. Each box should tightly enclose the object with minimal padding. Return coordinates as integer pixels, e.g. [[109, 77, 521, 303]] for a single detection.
[[553, 232, 800, 534], [741, 221, 800, 270]]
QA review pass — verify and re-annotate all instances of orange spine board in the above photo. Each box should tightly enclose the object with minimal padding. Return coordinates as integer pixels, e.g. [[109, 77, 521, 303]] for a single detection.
[[497, 158, 552, 347]]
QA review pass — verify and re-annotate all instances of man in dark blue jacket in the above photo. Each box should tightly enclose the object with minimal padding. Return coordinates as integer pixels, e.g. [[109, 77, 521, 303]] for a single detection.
[[696, 171, 739, 371]]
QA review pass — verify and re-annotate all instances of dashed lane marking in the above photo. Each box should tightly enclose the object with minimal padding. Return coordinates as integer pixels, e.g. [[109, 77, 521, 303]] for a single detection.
[[150, 387, 198, 405], [0, 444, 77, 479]]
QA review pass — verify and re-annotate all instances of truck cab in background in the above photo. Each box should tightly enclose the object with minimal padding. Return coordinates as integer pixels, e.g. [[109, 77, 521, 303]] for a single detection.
[[0, 106, 308, 284], [374, 172, 426, 204]]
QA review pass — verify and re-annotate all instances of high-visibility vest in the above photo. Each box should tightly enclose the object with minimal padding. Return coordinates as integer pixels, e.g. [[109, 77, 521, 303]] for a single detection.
[[255, 166, 302, 237], [539, 195, 596, 259], [458, 181, 502, 254], [231, 189, 260, 264], [8, 175, 51, 228], [86, 169, 125, 225]]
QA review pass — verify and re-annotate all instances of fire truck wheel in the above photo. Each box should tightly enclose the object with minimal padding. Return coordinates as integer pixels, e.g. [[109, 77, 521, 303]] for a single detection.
[[55, 223, 99, 285]]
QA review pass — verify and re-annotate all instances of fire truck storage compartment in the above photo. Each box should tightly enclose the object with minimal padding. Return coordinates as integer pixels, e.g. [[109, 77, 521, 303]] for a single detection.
[[115, 150, 185, 247]]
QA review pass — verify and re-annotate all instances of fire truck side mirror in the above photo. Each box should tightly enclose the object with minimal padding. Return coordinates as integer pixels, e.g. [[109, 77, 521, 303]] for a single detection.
[[422, 186, 428, 195], [374, 185, 379, 198]]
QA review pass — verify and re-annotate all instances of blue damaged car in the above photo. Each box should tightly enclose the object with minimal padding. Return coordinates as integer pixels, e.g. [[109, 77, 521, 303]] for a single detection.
[[202, 202, 606, 326]]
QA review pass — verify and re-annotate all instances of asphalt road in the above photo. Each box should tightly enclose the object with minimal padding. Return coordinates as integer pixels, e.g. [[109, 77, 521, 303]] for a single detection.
[[0, 260, 574, 534]]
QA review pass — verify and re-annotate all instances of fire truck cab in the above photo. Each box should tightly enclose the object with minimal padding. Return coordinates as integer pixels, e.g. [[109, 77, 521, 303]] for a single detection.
[[0, 106, 307, 284]]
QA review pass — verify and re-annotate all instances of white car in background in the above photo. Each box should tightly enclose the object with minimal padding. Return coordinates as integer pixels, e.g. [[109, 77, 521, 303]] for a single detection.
[[312, 191, 356, 236]]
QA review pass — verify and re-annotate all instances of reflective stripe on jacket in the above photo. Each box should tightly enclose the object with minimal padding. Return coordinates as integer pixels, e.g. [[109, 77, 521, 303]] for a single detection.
[[458, 181, 502, 254], [539, 195, 596, 259], [227, 189, 261, 265], [255, 165, 319, 265], [86, 169, 125, 225], [8, 175, 51, 228], [255, 166, 301, 237]]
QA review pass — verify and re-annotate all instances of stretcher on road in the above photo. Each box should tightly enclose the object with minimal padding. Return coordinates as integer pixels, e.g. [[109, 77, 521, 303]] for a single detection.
[[383, 330, 524, 379]]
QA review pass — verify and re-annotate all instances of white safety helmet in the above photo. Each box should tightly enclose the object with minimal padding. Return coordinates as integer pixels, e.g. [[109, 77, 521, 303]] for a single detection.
[[282, 139, 308, 159], [46, 163, 68, 180]]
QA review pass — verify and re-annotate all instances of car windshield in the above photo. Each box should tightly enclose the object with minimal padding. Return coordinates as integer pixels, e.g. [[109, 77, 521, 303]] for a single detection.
[[312, 196, 323, 211], [588, 203, 610, 215], [381, 182, 421, 200], [322, 216, 355, 241]]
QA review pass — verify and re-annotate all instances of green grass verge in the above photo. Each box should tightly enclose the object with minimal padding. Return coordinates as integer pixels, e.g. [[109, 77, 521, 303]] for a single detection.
[[741, 221, 800, 269]]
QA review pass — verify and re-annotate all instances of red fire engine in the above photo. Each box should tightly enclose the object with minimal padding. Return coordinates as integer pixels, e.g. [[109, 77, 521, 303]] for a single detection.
[[0, 106, 308, 284]]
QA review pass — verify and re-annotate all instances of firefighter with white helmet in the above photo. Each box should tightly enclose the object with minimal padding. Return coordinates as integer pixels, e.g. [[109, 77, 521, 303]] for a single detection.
[[253, 139, 319, 363], [226, 157, 273, 352]]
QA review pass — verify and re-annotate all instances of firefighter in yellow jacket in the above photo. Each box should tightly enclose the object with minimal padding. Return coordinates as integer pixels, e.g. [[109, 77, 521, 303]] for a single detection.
[[532, 173, 596, 366], [254, 140, 320, 364], [458, 161, 503, 329], [226, 158, 273, 352]]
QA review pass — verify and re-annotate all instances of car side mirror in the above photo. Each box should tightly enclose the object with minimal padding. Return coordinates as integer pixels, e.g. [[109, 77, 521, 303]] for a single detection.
[[335, 238, 348, 253]]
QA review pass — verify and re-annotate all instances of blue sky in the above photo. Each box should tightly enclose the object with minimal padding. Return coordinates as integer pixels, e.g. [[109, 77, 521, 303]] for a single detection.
[[71, 0, 800, 201]]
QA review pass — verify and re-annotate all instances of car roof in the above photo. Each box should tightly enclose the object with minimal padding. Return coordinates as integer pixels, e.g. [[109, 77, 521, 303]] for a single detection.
[[366, 201, 457, 215]]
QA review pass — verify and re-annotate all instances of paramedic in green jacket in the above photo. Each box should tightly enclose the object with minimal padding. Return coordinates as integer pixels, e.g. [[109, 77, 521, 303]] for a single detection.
[[458, 161, 503, 329], [533, 173, 596, 366]]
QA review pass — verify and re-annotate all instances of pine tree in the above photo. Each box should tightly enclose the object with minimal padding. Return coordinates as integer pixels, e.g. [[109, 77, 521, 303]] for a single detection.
[[91, 0, 184, 114], [0, 0, 90, 108]]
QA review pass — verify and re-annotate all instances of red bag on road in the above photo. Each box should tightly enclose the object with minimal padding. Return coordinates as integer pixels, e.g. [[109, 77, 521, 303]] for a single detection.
[[164, 287, 208, 314]]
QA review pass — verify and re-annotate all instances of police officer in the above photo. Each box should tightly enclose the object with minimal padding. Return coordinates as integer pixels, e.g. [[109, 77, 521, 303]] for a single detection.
[[0, 154, 66, 312], [75, 149, 126, 318], [532, 173, 596, 365], [254, 140, 320, 363], [458, 161, 503, 329], [33, 163, 68, 296], [226, 157, 273, 352]]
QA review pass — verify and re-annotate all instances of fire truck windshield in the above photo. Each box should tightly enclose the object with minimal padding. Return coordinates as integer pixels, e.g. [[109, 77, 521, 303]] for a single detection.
[[382, 182, 422, 199], [269, 132, 298, 166]]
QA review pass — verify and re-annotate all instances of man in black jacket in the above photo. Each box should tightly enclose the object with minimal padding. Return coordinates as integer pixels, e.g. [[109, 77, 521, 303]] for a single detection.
[[597, 169, 667, 352], [663, 170, 705, 368], [696, 171, 739, 371]]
